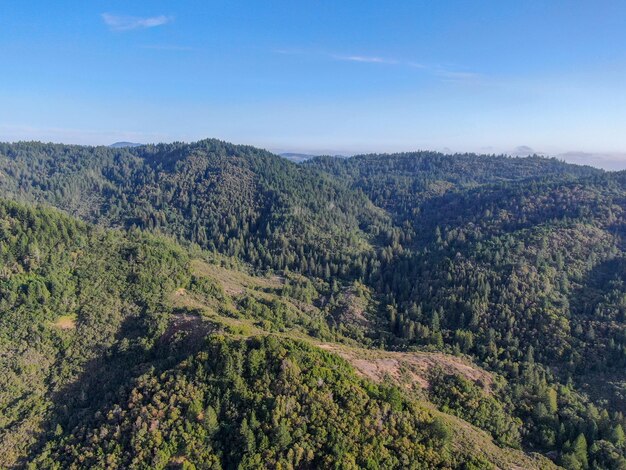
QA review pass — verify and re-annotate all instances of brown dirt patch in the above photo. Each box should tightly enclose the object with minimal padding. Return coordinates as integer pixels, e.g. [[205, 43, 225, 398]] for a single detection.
[[318, 344, 493, 392], [52, 315, 76, 330]]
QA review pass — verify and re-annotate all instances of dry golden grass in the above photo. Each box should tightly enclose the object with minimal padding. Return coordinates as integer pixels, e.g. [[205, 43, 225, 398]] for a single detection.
[[50, 314, 76, 330], [190, 259, 281, 295]]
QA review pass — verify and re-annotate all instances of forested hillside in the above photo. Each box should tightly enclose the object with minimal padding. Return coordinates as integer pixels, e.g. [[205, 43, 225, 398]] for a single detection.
[[1, 140, 625, 469], [306, 151, 601, 223], [0, 199, 190, 465], [0, 140, 384, 279], [0, 198, 555, 469]]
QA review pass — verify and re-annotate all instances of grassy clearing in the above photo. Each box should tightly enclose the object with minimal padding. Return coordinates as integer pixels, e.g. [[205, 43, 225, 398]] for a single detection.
[[190, 259, 281, 295], [50, 314, 76, 330]]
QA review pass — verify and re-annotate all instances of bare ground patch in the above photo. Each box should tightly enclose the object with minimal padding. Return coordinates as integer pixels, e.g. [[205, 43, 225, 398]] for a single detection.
[[318, 344, 493, 393], [51, 315, 76, 330]]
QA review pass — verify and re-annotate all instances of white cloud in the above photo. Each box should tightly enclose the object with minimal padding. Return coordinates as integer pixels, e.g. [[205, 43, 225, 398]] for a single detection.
[[335, 54, 482, 83], [434, 70, 482, 83], [277, 49, 480, 83], [102, 13, 173, 31], [140, 44, 194, 51], [333, 55, 398, 64]]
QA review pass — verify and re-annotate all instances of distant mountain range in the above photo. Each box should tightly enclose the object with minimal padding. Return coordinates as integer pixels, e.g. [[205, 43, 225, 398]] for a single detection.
[[279, 152, 348, 163], [109, 141, 143, 148]]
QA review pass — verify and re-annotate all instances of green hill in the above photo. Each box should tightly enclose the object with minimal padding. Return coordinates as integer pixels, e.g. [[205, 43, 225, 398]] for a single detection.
[[0, 199, 559, 469], [0, 140, 384, 279], [1, 140, 626, 468]]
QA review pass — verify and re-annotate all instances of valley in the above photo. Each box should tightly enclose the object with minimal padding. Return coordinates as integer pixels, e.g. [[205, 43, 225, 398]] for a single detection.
[[0, 141, 625, 468]]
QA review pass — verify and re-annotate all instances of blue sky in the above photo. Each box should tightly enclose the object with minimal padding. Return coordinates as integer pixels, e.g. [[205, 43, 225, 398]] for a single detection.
[[2, 1, 626, 167]]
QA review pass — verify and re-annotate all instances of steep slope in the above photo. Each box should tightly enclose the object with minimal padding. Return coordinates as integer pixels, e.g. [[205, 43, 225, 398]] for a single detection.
[[370, 174, 626, 467], [375, 175, 626, 368], [0, 199, 557, 469], [0, 199, 191, 466], [308, 153, 626, 468], [2, 141, 626, 468], [0, 140, 385, 279]]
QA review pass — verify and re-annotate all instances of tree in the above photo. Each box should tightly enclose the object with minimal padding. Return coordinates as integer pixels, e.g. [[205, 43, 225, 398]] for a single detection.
[[572, 433, 589, 469]]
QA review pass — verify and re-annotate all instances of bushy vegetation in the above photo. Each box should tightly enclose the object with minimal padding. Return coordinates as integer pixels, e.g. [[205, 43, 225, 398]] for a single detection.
[[0, 199, 191, 466], [29, 335, 480, 469], [0, 140, 384, 280], [0, 199, 508, 469], [429, 370, 521, 448], [1, 140, 626, 468]]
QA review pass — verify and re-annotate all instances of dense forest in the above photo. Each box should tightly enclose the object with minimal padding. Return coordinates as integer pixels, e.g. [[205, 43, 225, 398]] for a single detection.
[[0, 198, 549, 469], [0, 141, 383, 279], [1, 140, 625, 469]]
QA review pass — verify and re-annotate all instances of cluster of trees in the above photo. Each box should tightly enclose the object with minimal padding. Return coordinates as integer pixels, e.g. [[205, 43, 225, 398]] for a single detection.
[[0, 140, 384, 280], [0, 198, 500, 469], [30, 335, 494, 469], [428, 370, 521, 448], [362, 176, 626, 467], [313, 153, 626, 468], [2, 140, 626, 468], [306, 151, 600, 223], [514, 359, 626, 469], [0, 199, 190, 466], [237, 293, 333, 339]]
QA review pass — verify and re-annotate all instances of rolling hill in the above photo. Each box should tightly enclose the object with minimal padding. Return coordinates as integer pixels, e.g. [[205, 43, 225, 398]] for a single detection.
[[0, 198, 558, 469], [1, 140, 625, 469]]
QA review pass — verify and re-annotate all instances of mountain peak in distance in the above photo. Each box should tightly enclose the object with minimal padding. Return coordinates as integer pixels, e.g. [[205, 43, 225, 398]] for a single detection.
[[109, 141, 142, 148]]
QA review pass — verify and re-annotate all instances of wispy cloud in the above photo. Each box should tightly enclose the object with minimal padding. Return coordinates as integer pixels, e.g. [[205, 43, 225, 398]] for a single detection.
[[333, 55, 398, 65], [275, 49, 481, 84], [338, 55, 482, 83], [102, 13, 173, 31], [140, 44, 194, 51], [433, 69, 482, 83]]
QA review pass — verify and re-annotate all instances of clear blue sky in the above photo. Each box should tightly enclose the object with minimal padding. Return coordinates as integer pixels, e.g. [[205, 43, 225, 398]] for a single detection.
[[2, 1, 626, 166]]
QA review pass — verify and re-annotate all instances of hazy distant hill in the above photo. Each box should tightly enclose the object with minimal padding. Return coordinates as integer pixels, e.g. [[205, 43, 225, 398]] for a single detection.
[[280, 152, 349, 163], [279, 152, 318, 162], [109, 141, 142, 148]]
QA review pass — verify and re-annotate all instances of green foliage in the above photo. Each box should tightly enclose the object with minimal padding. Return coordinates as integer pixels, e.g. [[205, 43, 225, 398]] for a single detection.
[[0, 199, 190, 466], [0, 198, 510, 468], [30, 335, 464, 469], [189, 274, 226, 301], [2, 140, 626, 468], [0, 140, 384, 280], [429, 370, 521, 448]]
